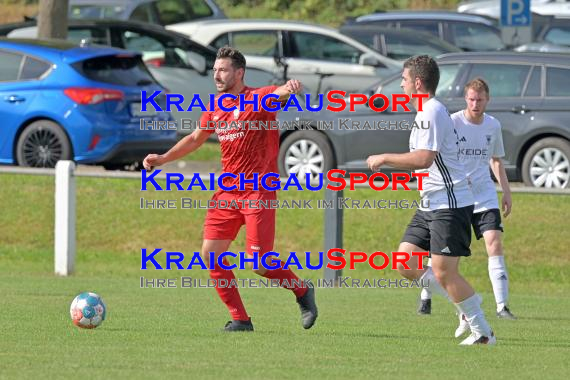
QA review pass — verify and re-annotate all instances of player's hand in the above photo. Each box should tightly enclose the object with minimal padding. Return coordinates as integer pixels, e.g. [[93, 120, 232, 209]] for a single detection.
[[367, 154, 385, 172], [502, 192, 512, 217], [285, 79, 302, 95], [143, 154, 165, 171]]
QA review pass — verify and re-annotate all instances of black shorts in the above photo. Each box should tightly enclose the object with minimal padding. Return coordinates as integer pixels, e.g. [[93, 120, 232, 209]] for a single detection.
[[472, 208, 503, 240], [401, 205, 474, 257]]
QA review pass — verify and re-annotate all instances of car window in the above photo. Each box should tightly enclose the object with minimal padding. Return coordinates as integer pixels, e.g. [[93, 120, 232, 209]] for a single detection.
[[20, 57, 51, 80], [398, 21, 440, 37], [211, 33, 229, 49], [156, 0, 189, 25], [385, 33, 450, 60], [70, 5, 126, 19], [68, 28, 109, 45], [340, 29, 384, 52], [436, 63, 463, 98], [231, 31, 278, 57], [524, 66, 541, 97], [185, 0, 213, 18], [73, 55, 159, 86], [468, 64, 531, 97], [130, 3, 158, 24], [449, 22, 504, 51], [546, 67, 570, 96], [543, 26, 570, 45], [291, 32, 362, 63], [120, 29, 186, 67], [0, 51, 23, 81]]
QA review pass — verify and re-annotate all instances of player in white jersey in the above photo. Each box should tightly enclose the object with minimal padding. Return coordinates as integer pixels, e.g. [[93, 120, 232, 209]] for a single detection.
[[418, 78, 516, 337], [367, 56, 495, 345]]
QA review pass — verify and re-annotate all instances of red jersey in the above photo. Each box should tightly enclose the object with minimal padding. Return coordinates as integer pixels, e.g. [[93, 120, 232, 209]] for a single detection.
[[200, 85, 280, 191]]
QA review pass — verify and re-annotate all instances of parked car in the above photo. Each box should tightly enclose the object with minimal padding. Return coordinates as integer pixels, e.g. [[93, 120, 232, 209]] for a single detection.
[[0, 0, 226, 36], [339, 25, 462, 60], [532, 15, 570, 46], [277, 52, 570, 188], [69, 0, 226, 24], [167, 19, 402, 95], [458, 0, 570, 18], [0, 38, 176, 169], [515, 41, 570, 52], [7, 20, 275, 133], [344, 11, 506, 51]]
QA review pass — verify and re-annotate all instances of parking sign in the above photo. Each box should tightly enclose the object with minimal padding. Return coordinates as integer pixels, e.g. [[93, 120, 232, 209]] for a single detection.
[[501, 0, 531, 27]]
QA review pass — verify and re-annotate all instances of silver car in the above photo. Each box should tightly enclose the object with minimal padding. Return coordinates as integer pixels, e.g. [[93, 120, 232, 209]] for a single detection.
[[277, 52, 570, 189]]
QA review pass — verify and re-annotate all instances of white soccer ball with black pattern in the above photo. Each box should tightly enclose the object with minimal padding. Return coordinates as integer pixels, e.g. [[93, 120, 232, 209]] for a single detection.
[[70, 292, 106, 329]]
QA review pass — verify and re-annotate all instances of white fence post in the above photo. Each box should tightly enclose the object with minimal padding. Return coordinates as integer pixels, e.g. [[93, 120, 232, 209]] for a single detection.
[[55, 160, 76, 276]]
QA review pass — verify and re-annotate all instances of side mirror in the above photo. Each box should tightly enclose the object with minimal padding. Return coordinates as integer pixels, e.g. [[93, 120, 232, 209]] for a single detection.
[[360, 53, 384, 67], [186, 51, 207, 76]]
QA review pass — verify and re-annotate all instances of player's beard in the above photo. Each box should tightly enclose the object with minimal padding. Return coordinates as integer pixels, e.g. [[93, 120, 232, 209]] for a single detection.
[[215, 77, 235, 93]]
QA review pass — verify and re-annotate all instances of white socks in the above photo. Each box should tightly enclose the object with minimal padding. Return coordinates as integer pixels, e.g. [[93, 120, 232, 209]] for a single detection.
[[420, 258, 434, 300], [419, 266, 449, 300], [455, 293, 492, 337], [488, 255, 509, 312], [421, 256, 510, 312]]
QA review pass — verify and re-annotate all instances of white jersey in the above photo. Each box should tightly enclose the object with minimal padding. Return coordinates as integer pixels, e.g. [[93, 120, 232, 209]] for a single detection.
[[452, 111, 505, 213], [409, 98, 474, 211]]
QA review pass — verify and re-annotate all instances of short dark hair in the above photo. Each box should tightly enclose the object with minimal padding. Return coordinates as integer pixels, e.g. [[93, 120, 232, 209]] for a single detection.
[[403, 55, 439, 95], [464, 77, 490, 97], [216, 46, 246, 70]]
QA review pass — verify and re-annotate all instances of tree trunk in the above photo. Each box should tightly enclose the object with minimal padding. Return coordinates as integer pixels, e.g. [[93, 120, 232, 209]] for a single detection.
[[37, 0, 69, 40]]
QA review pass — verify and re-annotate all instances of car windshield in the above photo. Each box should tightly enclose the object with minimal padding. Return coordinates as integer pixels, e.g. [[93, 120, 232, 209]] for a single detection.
[[70, 5, 126, 19]]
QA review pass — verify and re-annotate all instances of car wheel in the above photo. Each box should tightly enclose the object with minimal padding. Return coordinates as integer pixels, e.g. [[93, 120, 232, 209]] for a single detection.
[[16, 120, 72, 168], [278, 130, 334, 180], [522, 137, 570, 188]]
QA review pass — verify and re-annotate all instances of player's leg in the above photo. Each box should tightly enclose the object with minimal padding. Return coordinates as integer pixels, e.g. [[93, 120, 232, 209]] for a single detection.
[[242, 191, 317, 329], [398, 210, 450, 309], [203, 192, 252, 331], [418, 257, 433, 315], [483, 230, 515, 319], [429, 206, 495, 344]]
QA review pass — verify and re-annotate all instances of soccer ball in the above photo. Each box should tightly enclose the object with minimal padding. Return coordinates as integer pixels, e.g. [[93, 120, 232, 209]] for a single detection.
[[70, 292, 106, 329]]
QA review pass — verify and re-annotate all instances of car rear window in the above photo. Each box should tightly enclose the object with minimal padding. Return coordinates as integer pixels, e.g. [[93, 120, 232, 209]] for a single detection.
[[70, 5, 126, 19], [72, 55, 158, 86]]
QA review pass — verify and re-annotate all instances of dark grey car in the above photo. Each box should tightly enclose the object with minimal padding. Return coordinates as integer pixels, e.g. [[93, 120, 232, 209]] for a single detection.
[[277, 52, 570, 189]]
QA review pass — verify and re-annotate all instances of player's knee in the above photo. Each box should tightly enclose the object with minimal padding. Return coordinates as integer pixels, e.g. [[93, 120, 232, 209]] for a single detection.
[[487, 239, 503, 256], [432, 267, 453, 288]]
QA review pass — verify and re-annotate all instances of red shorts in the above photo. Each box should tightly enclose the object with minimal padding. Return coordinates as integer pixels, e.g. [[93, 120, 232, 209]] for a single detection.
[[203, 190, 276, 255]]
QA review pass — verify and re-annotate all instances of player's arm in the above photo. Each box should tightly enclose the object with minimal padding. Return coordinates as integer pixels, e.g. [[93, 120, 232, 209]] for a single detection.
[[490, 156, 512, 217], [367, 150, 436, 171], [272, 79, 303, 102], [142, 128, 211, 170]]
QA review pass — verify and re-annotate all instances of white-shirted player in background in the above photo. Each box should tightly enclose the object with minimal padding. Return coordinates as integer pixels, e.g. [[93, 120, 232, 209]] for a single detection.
[[367, 56, 495, 345], [418, 78, 516, 338]]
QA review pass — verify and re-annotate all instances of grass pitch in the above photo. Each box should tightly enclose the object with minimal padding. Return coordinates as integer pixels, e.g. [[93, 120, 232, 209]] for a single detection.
[[1, 173, 569, 379]]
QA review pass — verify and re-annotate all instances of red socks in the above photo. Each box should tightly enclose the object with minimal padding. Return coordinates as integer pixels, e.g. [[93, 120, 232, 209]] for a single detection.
[[209, 260, 308, 321], [209, 259, 249, 321], [261, 261, 308, 298]]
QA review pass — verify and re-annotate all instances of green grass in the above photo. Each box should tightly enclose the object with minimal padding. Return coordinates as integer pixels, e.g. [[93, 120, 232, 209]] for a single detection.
[[179, 140, 221, 162], [1, 173, 569, 378]]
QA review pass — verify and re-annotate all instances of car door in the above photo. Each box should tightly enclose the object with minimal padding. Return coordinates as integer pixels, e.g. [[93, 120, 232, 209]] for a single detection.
[[285, 31, 384, 95], [0, 51, 49, 163], [444, 62, 540, 170]]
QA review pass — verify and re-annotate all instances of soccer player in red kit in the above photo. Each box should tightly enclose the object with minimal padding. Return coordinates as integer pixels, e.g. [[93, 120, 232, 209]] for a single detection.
[[143, 46, 317, 332]]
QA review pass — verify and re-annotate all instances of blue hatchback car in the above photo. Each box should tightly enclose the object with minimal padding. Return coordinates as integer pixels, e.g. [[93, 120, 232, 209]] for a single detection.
[[0, 38, 176, 169]]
